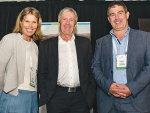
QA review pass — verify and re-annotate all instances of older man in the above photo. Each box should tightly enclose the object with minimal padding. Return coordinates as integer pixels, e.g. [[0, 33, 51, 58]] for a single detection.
[[38, 7, 96, 113]]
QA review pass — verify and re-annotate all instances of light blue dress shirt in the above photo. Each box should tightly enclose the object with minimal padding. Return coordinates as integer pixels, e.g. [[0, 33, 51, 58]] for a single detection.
[[110, 27, 130, 84]]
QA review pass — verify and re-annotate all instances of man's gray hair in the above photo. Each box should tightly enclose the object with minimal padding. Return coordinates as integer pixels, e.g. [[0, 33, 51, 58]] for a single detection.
[[58, 7, 78, 24]]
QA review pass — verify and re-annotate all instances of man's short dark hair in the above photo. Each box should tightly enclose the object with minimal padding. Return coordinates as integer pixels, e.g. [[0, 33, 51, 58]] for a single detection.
[[107, 1, 128, 17]]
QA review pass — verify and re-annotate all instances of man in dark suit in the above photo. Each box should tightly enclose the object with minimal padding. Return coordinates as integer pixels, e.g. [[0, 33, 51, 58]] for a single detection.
[[92, 1, 150, 113], [38, 7, 96, 113]]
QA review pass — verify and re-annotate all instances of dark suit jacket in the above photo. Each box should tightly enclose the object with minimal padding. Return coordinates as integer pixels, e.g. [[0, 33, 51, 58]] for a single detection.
[[92, 28, 150, 113], [38, 35, 96, 109]]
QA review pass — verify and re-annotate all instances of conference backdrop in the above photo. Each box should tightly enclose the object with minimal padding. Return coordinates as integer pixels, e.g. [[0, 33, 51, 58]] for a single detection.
[[0, 1, 150, 50]]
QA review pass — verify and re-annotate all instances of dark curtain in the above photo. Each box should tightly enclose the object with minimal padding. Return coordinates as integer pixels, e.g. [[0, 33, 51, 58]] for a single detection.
[[1, 2, 150, 113], [1, 1, 150, 50]]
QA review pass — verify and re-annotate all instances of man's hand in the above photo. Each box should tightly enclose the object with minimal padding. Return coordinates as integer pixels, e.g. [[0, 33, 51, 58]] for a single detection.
[[118, 84, 132, 97], [109, 83, 131, 98]]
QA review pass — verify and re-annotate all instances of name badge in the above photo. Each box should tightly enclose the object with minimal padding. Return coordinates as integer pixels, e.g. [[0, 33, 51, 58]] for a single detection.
[[116, 55, 127, 69], [30, 71, 37, 88]]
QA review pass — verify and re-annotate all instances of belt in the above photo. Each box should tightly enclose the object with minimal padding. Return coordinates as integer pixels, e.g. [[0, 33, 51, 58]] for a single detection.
[[56, 85, 81, 92]]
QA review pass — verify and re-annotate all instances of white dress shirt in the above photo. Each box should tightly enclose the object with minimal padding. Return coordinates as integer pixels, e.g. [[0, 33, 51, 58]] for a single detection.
[[57, 34, 80, 87]]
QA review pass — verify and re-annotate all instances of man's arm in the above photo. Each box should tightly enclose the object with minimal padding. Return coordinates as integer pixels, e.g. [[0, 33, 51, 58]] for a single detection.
[[37, 41, 48, 98], [87, 39, 96, 88], [92, 39, 114, 95]]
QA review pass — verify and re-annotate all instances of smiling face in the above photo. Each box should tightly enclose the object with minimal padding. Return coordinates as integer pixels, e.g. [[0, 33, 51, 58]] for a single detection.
[[107, 5, 129, 32], [20, 13, 38, 40], [59, 11, 76, 37]]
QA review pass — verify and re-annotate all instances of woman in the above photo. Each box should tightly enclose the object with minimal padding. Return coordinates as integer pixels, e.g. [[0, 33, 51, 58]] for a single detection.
[[0, 7, 42, 113]]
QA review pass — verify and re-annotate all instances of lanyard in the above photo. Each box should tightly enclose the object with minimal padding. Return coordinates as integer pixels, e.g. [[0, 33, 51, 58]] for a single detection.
[[27, 49, 33, 70], [26, 42, 37, 71], [22, 35, 37, 71], [112, 37, 128, 55]]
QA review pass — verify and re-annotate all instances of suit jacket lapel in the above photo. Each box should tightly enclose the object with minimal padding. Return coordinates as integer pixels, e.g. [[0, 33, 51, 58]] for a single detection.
[[74, 36, 82, 80], [105, 35, 113, 79], [52, 37, 58, 73], [126, 29, 137, 81], [127, 29, 137, 64]]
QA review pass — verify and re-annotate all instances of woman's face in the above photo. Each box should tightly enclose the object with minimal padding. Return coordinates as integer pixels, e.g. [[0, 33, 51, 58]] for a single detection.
[[20, 13, 38, 40]]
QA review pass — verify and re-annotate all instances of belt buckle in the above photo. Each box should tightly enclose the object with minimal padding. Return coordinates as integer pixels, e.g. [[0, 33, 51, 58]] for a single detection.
[[68, 87, 76, 92]]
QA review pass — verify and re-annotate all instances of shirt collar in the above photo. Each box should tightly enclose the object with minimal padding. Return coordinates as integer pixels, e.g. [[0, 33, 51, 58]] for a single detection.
[[109, 26, 130, 44], [59, 34, 75, 42], [109, 26, 130, 37]]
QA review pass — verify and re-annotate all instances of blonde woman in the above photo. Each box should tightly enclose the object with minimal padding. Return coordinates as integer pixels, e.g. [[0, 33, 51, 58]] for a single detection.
[[0, 7, 42, 113]]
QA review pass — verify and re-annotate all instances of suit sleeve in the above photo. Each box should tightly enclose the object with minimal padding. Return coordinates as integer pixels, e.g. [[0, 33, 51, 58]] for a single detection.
[[91, 39, 114, 95], [37, 41, 48, 100], [126, 32, 150, 97], [0, 35, 14, 94], [87, 39, 96, 88]]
